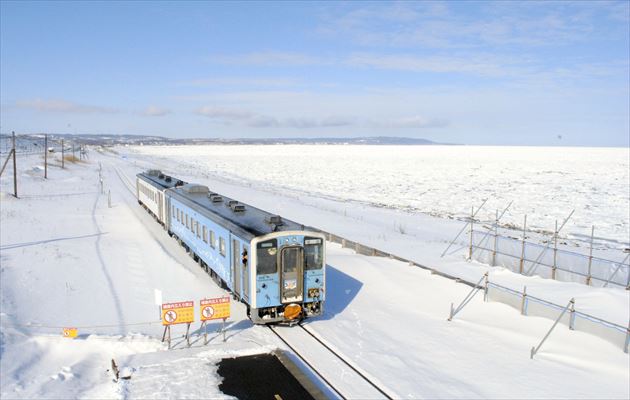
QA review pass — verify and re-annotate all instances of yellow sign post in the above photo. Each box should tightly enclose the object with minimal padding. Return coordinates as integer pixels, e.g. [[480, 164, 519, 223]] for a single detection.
[[161, 301, 194, 325], [62, 327, 78, 338], [161, 301, 194, 348], [200, 297, 230, 321], [200, 297, 230, 344]]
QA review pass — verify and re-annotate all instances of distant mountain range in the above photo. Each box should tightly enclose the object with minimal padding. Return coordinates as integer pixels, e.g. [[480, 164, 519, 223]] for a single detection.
[[1, 134, 453, 146]]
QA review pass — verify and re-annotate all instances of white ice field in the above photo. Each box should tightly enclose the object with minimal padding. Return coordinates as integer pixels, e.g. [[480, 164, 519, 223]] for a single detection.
[[129, 145, 630, 246], [1, 145, 628, 399]]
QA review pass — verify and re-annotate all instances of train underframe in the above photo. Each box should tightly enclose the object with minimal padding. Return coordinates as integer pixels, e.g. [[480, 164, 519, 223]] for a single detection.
[[252, 300, 324, 324]]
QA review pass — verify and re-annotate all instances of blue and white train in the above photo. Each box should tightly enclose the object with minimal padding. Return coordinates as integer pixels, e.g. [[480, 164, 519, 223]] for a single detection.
[[136, 169, 325, 324]]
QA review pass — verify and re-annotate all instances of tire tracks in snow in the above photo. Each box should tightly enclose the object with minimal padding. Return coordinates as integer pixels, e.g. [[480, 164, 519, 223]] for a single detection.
[[91, 181, 127, 335]]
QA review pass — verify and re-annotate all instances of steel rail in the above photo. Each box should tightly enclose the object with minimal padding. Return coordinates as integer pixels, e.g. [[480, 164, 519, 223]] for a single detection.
[[297, 323, 394, 400], [267, 325, 347, 400]]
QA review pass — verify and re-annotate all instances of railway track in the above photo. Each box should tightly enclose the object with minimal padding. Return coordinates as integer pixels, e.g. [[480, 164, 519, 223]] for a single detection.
[[269, 323, 394, 400], [112, 158, 393, 399], [113, 165, 136, 194]]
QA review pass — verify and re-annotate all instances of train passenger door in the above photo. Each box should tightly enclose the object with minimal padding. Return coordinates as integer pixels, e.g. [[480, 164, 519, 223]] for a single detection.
[[242, 246, 249, 302], [232, 239, 241, 298], [280, 246, 303, 303]]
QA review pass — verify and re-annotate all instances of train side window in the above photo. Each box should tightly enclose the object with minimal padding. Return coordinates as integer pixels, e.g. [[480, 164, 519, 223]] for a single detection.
[[210, 230, 215, 248], [196, 222, 200, 238], [256, 239, 277, 274], [202, 226, 208, 243], [304, 237, 323, 270], [186, 214, 189, 228], [219, 237, 226, 256]]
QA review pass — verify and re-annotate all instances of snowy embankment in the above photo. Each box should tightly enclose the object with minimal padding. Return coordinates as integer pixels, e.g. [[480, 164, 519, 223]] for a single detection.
[[1, 150, 628, 399]]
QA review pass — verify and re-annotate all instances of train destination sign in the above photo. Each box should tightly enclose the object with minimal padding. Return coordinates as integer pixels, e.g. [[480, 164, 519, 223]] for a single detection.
[[161, 301, 194, 325], [200, 297, 230, 321]]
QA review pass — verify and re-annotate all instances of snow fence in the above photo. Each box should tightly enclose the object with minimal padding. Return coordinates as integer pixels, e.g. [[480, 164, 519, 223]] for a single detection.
[[487, 282, 629, 352], [472, 230, 629, 289]]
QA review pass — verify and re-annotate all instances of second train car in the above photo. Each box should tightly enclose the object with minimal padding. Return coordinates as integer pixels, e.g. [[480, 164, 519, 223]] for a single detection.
[[136, 169, 325, 324]]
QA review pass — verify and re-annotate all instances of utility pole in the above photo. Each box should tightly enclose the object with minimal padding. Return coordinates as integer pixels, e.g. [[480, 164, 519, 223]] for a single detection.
[[61, 139, 65, 168], [44, 134, 48, 179], [12, 131, 17, 198]]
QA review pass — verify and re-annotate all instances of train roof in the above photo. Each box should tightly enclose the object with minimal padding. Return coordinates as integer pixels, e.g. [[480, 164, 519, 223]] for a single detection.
[[167, 182, 307, 239], [137, 170, 184, 189]]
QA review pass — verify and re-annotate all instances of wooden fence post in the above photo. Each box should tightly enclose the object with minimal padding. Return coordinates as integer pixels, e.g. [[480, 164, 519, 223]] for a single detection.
[[12, 131, 17, 198], [44, 134, 48, 179]]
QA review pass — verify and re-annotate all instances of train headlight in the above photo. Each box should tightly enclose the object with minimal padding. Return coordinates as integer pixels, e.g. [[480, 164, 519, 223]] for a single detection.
[[284, 304, 302, 320], [308, 288, 320, 298]]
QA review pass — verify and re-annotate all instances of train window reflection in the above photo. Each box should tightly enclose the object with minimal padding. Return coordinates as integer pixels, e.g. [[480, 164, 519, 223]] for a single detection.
[[305, 238, 323, 270], [219, 237, 226, 256], [257, 239, 277, 274]]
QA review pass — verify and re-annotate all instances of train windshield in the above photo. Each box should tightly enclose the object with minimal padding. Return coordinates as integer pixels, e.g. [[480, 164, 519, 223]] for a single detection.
[[256, 239, 277, 274], [304, 237, 323, 270]]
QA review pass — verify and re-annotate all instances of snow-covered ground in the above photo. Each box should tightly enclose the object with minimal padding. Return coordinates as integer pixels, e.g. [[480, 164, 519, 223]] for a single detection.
[[1, 148, 628, 399]]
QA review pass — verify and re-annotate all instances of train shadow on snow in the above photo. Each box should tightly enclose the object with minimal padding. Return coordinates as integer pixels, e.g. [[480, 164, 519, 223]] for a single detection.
[[316, 264, 363, 321]]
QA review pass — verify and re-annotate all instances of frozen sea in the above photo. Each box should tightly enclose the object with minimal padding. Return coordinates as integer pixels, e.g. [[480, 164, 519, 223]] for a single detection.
[[129, 145, 629, 245]]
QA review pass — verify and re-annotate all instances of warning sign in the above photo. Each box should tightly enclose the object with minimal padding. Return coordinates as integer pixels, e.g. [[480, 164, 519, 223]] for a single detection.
[[161, 301, 194, 325], [62, 327, 78, 338], [200, 297, 230, 321]]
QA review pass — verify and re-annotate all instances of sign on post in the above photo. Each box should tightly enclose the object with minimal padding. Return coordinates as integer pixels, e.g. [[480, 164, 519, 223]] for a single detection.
[[161, 301, 194, 325], [200, 297, 231, 344], [62, 327, 78, 338], [200, 297, 231, 321]]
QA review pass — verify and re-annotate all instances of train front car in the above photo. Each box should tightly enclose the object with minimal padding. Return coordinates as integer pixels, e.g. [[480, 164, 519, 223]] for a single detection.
[[250, 231, 326, 324]]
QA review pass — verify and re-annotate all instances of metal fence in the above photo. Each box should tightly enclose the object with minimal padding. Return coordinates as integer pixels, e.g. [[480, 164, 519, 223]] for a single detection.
[[487, 282, 629, 353], [314, 229, 629, 353], [471, 229, 630, 289]]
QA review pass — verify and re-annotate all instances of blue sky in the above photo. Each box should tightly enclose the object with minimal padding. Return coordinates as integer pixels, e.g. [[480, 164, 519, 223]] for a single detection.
[[1, 1, 628, 146]]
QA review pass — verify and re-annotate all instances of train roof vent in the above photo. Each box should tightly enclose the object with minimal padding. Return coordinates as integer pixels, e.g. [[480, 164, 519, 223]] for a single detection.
[[207, 192, 218, 198], [147, 169, 161, 176], [210, 195, 223, 203], [266, 215, 283, 225], [182, 184, 209, 194], [227, 200, 238, 207], [175, 180, 184, 187], [158, 173, 165, 179], [165, 176, 172, 182], [231, 204, 246, 213]]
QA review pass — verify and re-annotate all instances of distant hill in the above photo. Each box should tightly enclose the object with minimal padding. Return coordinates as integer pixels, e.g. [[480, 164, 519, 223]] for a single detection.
[[1, 134, 452, 146]]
